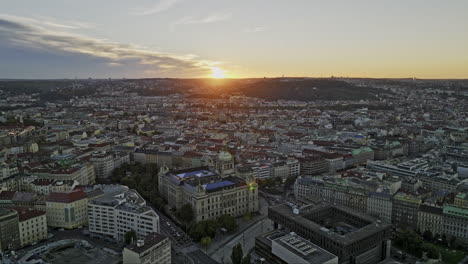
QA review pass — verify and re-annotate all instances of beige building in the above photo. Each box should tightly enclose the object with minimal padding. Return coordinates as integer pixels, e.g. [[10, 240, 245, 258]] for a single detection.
[[45, 189, 88, 229], [13, 208, 48, 247], [123, 233, 171, 264], [159, 152, 258, 222]]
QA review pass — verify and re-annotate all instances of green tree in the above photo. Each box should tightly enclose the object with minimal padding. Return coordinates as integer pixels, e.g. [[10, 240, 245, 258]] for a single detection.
[[241, 253, 251, 264], [218, 214, 238, 231], [423, 230, 433, 241], [422, 243, 439, 259], [231, 243, 244, 264], [178, 203, 194, 223], [449, 236, 456, 247], [284, 175, 297, 189], [124, 230, 137, 244], [243, 211, 252, 221], [441, 234, 447, 245], [200, 236, 212, 250]]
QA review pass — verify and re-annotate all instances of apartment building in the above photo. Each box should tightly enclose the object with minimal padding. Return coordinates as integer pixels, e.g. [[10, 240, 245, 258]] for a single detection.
[[45, 189, 88, 229], [0, 208, 21, 252], [88, 186, 160, 241], [14, 208, 48, 247]]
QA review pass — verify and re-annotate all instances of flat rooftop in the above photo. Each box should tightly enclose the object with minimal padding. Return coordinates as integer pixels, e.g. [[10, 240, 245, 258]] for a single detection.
[[269, 203, 391, 245], [259, 230, 337, 264]]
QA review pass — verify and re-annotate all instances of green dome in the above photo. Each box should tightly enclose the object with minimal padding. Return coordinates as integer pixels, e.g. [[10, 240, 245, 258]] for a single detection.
[[218, 151, 233, 162]]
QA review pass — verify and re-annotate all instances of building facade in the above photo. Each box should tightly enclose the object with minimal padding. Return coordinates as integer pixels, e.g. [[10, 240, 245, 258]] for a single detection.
[[123, 233, 171, 264], [45, 190, 88, 229]]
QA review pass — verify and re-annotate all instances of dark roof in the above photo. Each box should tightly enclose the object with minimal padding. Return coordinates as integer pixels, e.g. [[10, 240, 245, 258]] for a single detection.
[[8, 207, 46, 221], [419, 204, 443, 215], [0, 191, 16, 200], [125, 233, 169, 254], [46, 190, 87, 203]]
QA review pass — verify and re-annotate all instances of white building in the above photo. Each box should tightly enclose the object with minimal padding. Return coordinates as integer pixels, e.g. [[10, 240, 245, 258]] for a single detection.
[[88, 186, 160, 241]]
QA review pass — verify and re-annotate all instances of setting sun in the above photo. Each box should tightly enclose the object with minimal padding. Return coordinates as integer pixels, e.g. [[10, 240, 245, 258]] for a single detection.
[[210, 67, 226, 79]]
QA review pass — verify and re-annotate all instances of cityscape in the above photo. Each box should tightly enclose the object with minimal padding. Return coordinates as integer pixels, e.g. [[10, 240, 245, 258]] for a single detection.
[[1, 1, 468, 264]]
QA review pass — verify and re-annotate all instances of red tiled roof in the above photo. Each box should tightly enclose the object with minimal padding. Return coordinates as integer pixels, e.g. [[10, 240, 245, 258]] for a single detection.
[[32, 179, 55, 186], [0, 191, 16, 200], [46, 190, 87, 203], [8, 207, 46, 221]]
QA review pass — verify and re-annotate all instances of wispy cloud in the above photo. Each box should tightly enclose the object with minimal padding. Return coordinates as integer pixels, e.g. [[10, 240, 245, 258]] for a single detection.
[[0, 14, 221, 77], [173, 11, 232, 26], [133, 0, 182, 16], [245, 26, 268, 33]]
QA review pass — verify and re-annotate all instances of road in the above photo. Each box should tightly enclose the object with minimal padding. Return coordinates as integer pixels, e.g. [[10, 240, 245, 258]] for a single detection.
[[210, 218, 272, 263], [187, 249, 220, 264], [150, 206, 193, 250]]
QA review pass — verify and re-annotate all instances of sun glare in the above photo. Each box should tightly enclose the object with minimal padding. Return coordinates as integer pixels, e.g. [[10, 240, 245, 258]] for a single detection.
[[210, 67, 226, 79]]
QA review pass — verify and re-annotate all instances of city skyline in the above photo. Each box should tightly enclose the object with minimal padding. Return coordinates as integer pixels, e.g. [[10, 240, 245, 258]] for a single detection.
[[1, 0, 468, 79]]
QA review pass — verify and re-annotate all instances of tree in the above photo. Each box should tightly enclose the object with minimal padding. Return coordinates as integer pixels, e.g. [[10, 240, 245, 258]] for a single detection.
[[441, 234, 447, 245], [241, 253, 251, 264], [178, 203, 194, 223], [243, 211, 252, 221], [218, 214, 238, 231], [124, 230, 137, 244], [200, 236, 212, 250], [189, 220, 219, 242], [422, 230, 433, 241], [284, 175, 297, 189], [422, 243, 439, 259], [231, 243, 243, 264], [449, 236, 456, 247]]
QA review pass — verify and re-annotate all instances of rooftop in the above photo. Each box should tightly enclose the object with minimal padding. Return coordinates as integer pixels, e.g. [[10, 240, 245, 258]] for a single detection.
[[125, 232, 169, 254], [46, 189, 87, 203], [269, 202, 391, 246]]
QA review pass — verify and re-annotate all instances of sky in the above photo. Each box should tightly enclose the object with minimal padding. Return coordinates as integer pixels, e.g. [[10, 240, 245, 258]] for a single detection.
[[1, 0, 467, 79]]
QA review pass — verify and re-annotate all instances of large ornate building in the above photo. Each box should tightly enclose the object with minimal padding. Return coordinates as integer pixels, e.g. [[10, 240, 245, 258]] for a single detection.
[[158, 151, 258, 222]]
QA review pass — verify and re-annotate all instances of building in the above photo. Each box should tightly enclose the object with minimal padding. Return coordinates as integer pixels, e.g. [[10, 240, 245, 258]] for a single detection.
[[123, 233, 171, 264], [454, 193, 468, 208], [367, 192, 393, 224], [13, 208, 48, 247], [286, 159, 300, 177], [268, 203, 392, 264], [88, 186, 160, 241], [298, 156, 328, 176], [159, 165, 258, 222], [45, 189, 88, 229], [255, 230, 338, 264], [30, 162, 96, 185], [443, 205, 468, 243], [0, 208, 21, 251], [392, 193, 421, 229], [30, 179, 78, 196], [90, 151, 114, 180], [417, 204, 443, 237]]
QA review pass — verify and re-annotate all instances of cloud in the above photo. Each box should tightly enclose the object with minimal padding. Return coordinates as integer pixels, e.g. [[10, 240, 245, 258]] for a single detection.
[[173, 11, 232, 26], [0, 14, 221, 77], [133, 0, 182, 16], [245, 26, 268, 33]]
